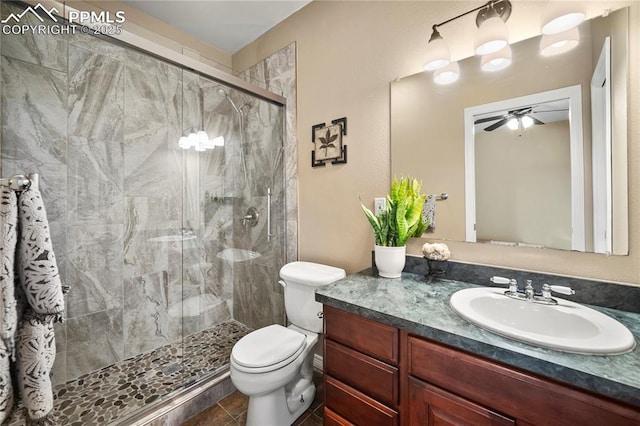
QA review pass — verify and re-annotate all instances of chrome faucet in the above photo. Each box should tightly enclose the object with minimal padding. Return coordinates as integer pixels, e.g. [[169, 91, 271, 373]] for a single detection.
[[490, 276, 575, 305], [524, 280, 535, 301]]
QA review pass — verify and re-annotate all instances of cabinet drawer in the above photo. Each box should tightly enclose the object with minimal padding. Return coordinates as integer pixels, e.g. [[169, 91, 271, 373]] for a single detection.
[[324, 407, 354, 426], [408, 336, 640, 425], [408, 376, 515, 426], [324, 305, 399, 364], [325, 339, 399, 406], [325, 376, 398, 426]]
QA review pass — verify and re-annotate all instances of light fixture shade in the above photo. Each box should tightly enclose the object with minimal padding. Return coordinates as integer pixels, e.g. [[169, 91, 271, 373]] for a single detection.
[[474, 16, 509, 56], [541, 2, 585, 34], [197, 130, 209, 142], [211, 136, 225, 147], [424, 37, 451, 71], [178, 136, 189, 149], [521, 116, 534, 128], [187, 133, 198, 149], [201, 139, 216, 150], [507, 118, 519, 130], [540, 27, 580, 56], [481, 45, 512, 71], [434, 61, 460, 85]]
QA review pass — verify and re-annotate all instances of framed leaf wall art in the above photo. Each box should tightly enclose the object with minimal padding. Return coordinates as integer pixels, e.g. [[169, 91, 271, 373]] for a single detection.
[[311, 117, 348, 167]]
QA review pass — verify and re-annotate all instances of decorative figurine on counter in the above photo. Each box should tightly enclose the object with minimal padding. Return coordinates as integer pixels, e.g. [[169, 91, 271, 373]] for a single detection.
[[422, 242, 451, 281]]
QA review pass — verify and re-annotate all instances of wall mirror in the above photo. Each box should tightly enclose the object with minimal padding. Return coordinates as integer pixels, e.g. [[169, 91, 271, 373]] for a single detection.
[[391, 7, 628, 255]]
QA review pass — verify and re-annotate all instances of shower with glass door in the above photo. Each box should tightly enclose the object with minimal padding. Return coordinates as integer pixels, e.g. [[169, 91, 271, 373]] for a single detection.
[[0, 1, 287, 423]]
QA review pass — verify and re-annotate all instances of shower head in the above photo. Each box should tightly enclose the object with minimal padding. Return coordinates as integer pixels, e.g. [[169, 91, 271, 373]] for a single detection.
[[217, 87, 241, 114]]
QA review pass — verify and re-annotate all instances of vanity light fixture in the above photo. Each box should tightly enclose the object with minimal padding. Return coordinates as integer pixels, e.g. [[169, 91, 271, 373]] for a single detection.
[[424, 0, 512, 82], [480, 45, 512, 71], [423, 26, 451, 71], [541, 1, 585, 34], [434, 61, 460, 85], [474, 1, 510, 55], [178, 129, 222, 151], [540, 26, 580, 56]]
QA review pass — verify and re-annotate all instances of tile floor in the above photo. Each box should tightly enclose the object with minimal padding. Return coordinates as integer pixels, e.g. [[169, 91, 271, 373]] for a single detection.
[[4, 320, 251, 425], [181, 370, 324, 426]]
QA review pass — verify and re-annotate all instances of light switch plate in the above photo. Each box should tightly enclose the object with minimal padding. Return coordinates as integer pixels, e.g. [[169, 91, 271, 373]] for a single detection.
[[374, 197, 386, 215]]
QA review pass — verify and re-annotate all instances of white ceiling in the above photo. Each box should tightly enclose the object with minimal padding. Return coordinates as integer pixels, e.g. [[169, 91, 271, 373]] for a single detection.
[[122, 0, 311, 54]]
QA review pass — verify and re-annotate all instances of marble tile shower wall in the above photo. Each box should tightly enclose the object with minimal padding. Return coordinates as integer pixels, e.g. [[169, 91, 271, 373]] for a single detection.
[[1, 3, 288, 385], [234, 44, 296, 329]]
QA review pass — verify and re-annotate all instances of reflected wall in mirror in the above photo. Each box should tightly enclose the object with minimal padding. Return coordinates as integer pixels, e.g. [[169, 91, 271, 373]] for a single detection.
[[390, 7, 628, 255]]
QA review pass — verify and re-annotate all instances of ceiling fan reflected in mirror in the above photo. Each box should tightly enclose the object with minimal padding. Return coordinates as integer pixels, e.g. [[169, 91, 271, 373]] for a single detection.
[[475, 106, 568, 132]]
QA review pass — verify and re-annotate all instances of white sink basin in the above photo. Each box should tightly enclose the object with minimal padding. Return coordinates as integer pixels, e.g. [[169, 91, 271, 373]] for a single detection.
[[450, 287, 636, 355]]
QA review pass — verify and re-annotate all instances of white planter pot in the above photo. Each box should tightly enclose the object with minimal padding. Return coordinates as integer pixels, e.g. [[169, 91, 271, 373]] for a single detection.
[[374, 245, 406, 278]]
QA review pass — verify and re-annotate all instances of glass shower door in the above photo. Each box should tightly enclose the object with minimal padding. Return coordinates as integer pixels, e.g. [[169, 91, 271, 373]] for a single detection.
[[180, 74, 286, 385]]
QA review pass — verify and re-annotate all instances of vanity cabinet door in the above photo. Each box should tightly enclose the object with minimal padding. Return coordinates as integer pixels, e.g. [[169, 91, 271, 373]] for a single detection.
[[408, 336, 640, 425], [408, 376, 515, 426]]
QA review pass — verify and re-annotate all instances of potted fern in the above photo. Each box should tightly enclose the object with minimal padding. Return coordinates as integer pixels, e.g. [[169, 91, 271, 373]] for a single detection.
[[361, 177, 430, 278]]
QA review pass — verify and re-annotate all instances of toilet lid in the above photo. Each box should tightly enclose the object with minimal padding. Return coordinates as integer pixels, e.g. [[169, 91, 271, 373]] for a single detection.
[[232, 324, 306, 369]]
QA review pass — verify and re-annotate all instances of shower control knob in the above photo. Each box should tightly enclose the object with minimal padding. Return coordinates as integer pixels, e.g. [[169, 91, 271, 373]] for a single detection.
[[242, 207, 259, 227]]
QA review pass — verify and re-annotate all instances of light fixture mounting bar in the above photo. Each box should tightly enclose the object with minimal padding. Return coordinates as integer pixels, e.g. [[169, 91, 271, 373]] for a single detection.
[[431, 0, 512, 32]]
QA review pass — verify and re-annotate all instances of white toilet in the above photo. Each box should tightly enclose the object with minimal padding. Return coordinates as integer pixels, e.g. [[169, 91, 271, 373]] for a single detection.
[[230, 261, 346, 426]]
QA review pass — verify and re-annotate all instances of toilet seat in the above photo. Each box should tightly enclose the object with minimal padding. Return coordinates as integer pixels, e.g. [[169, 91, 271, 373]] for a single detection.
[[231, 325, 306, 373]]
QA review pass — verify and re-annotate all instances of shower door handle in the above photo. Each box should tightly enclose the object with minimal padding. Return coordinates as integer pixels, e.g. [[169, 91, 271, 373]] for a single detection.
[[267, 187, 275, 242]]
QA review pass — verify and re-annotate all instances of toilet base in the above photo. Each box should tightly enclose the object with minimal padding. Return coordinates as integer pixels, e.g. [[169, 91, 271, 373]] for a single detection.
[[246, 382, 315, 426]]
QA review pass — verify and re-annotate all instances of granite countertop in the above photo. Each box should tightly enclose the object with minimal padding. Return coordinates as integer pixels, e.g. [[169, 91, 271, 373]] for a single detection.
[[315, 269, 640, 408]]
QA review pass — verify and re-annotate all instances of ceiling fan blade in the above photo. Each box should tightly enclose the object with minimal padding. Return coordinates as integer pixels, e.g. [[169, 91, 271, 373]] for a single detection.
[[475, 115, 504, 124], [531, 116, 545, 125], [484, 118, 508, 131]]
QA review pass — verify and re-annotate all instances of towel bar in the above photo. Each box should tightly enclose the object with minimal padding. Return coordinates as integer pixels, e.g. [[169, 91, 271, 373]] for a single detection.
[[434, 193, 448, 200], [0, 173, 39, 191]]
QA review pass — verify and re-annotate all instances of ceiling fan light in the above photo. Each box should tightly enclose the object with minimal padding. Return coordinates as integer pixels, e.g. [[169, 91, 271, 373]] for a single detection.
[[423, 30, 451, 71], [540, 27, 580, 56], [474, 16, 509, 56], [541, 2, 585, 34], [434, 61, 460, 85], [521, 116, 534, 128], [481, 45, 512, 72], [506, 118, 519, 130]]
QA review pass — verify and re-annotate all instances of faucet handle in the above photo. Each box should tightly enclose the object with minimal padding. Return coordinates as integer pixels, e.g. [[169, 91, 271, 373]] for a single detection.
[[543, 284, 575, 296], [490, 276, 518, 293]]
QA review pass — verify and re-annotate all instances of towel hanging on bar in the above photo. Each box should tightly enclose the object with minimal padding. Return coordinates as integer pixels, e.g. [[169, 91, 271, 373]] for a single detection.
[[423, 195, 437, 231], [16, 186, 65, 322], [0, 187, 18, 424]]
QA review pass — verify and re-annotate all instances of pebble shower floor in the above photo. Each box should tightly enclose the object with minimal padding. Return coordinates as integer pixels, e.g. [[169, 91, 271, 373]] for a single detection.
[[5, 320, 251, 425]]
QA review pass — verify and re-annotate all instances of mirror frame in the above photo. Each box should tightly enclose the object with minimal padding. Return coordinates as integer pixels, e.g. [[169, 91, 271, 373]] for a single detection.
[[463, 85, 585, 250]]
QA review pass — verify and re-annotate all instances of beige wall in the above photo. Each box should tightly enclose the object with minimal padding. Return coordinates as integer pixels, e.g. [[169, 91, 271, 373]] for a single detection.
[[234, 1, 640, 285], [475, 122, 572, 250]]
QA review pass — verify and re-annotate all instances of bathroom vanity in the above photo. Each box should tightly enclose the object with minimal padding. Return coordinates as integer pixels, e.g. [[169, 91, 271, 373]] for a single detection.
[[316, 269, 640, 425]]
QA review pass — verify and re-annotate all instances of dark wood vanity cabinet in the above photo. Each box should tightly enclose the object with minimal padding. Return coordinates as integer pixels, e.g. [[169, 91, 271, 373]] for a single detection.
[[323, 306, 640, 426], [324, 305, 400, 425]]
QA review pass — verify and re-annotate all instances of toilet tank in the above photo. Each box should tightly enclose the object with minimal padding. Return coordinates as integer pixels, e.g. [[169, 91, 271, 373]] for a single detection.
[[280, 262, 346, 333]]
